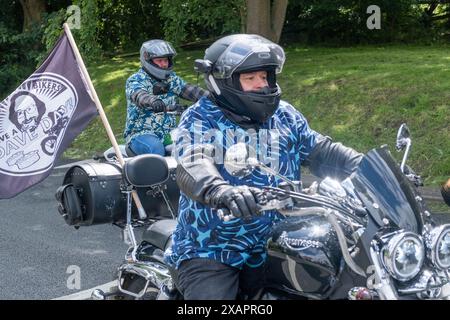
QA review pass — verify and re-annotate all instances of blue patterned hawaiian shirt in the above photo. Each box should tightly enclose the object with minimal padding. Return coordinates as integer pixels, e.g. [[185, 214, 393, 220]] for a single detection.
[[124, 68, 186, 143], [165, 97, 319, 270]]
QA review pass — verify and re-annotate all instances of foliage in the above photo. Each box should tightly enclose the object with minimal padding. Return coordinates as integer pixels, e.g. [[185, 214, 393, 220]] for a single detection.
[[159, 0, 244, 45], [0, 0, 44, 99], [279, 44, 450, 185], [283, 0, 446, 45], [0, 0, 71, 99], [38, 9, 67, 64], [74, 0, 102, 61], [40, 0, 164, 57], [39, 0, 101, 64], [0, 22, 44, 99], [96, 0, 163, 53]]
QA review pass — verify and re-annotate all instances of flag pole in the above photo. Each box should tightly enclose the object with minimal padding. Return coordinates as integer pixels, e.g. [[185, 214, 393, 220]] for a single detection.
[[63, 23, 147, 219]]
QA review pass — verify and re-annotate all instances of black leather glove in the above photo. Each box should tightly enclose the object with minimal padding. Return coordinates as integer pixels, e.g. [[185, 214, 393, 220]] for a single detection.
[[210, 185, 264, 220], [150, 99, 166, 113], [176, 145, 265, 220]]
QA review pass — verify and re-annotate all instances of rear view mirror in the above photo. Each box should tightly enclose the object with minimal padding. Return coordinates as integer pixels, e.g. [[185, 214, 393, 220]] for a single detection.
[[396, 123, 411, 151]]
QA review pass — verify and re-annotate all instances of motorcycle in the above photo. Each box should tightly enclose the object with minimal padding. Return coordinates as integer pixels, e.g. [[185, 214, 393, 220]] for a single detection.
[[56, 124, 450, 300]]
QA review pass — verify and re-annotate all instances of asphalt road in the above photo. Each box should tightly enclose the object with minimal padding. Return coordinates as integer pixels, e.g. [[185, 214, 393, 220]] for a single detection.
[[0, 164, 129, 300]]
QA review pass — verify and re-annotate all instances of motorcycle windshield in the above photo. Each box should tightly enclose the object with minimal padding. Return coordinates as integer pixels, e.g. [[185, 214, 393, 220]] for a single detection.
[[351, 146, 423, 233]]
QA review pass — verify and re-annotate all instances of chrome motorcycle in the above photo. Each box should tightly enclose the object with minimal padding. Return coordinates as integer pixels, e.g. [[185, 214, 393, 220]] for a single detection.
[[57, 124, 450, 300]]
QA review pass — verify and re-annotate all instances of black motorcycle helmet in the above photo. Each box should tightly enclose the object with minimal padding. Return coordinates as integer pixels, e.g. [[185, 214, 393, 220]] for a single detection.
[[195, 34, 285, 126], [140, 39, 177, 80]]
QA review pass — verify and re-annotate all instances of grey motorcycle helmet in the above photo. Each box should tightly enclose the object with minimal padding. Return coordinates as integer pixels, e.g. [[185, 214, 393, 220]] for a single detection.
[[140, 39, 177, 80], [195, 34, 285, 125]]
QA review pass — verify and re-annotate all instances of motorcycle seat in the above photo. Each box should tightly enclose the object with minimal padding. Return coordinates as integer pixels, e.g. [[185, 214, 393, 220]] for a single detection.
[[142, 219, 177, 251], [123, 154, 169, 187]]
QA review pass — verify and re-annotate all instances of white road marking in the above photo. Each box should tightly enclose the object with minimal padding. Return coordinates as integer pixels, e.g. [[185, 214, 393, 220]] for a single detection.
[[52, 280, 117, 300]]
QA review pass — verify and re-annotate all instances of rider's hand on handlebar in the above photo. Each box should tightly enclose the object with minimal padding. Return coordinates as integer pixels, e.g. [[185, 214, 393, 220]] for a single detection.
[[168, 103, 188, 113], [214, 185, 265, 221], [150, 99, 166, 113]]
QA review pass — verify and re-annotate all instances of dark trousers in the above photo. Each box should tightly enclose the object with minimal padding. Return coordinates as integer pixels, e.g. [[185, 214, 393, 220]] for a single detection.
[[176, 258, 265, 300]]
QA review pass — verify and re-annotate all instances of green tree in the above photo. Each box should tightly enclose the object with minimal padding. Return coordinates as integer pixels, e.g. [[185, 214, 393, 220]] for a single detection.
[[19, 0, 46, 31], [41, 0, 101, 63], [245, 0, 288, 43], [96, 0, 162, 53], [159, 0, 244, 45], [283, 0, 435, 44]]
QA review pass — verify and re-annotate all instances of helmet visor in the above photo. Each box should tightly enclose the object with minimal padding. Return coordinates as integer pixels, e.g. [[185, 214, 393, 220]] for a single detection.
[[142, 40, 177, 60], [212, 37, 285, 79]]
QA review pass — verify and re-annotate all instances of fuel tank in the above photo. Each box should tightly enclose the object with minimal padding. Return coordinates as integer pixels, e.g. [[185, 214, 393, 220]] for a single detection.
[[266, 212, 344, 298]]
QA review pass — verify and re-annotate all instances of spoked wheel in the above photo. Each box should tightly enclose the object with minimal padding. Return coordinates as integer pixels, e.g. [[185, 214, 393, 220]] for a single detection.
[[41, 136, 57, 156]]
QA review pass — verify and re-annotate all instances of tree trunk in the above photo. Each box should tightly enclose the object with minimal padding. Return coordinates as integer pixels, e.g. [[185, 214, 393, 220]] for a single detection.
[[271, 0, 288, 43], [246, 0, 271, 38], [19, 0, 46, 32], [245, 0, 288, 43], [426, 2, 438, 16]]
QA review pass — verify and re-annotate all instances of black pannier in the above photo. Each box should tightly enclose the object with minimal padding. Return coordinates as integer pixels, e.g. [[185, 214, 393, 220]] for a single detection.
[[55, 157, 179, 227]]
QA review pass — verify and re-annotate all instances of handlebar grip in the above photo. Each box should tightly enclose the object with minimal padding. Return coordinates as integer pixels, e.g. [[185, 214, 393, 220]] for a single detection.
[[217, 203, 266, 221]]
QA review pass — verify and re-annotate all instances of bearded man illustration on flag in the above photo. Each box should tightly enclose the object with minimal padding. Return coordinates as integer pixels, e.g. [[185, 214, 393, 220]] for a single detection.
[[0, 30, 98, 199]]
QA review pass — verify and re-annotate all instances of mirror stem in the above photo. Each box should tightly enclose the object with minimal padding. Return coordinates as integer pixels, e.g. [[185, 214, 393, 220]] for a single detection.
[[400, 138, 411, 173]]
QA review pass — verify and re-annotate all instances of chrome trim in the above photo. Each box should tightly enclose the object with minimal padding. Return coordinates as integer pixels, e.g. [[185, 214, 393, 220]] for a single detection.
[[369, 242, 398, 300], [381, 231, 424, 281], [399, 138, 411, 173], [117, 261, 171, 299], [397, 268, 450, 299], [439, 282, 450, 300], [397, 269, 435, 294], [424, 224, 450, 270], [91, 289, 106, 300]]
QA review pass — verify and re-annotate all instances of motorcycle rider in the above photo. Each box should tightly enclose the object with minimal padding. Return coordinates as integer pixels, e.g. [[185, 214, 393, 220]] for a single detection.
[[124, 39, 210, 156], [164, 34, 363, 300]]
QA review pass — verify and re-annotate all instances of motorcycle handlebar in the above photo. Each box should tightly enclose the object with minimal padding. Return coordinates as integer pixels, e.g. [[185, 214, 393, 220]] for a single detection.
[[215, 188, 366, 277], [153, 104, 189, 116], [217, 189, 288, 221], [167, 104, 189, 114]]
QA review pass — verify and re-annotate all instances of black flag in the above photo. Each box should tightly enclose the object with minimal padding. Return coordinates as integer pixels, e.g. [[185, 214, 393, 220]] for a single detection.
[[0, 32, 97, 199]]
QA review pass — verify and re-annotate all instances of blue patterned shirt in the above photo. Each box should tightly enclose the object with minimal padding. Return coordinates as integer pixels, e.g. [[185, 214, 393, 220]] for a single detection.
[[124, 68, 186, 143], [165, 97, 319, 269]]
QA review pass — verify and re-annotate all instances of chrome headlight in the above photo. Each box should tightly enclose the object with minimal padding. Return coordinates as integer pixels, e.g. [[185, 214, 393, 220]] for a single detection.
[[382, 232, 424, 281], [425, 224, 450, 270]]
